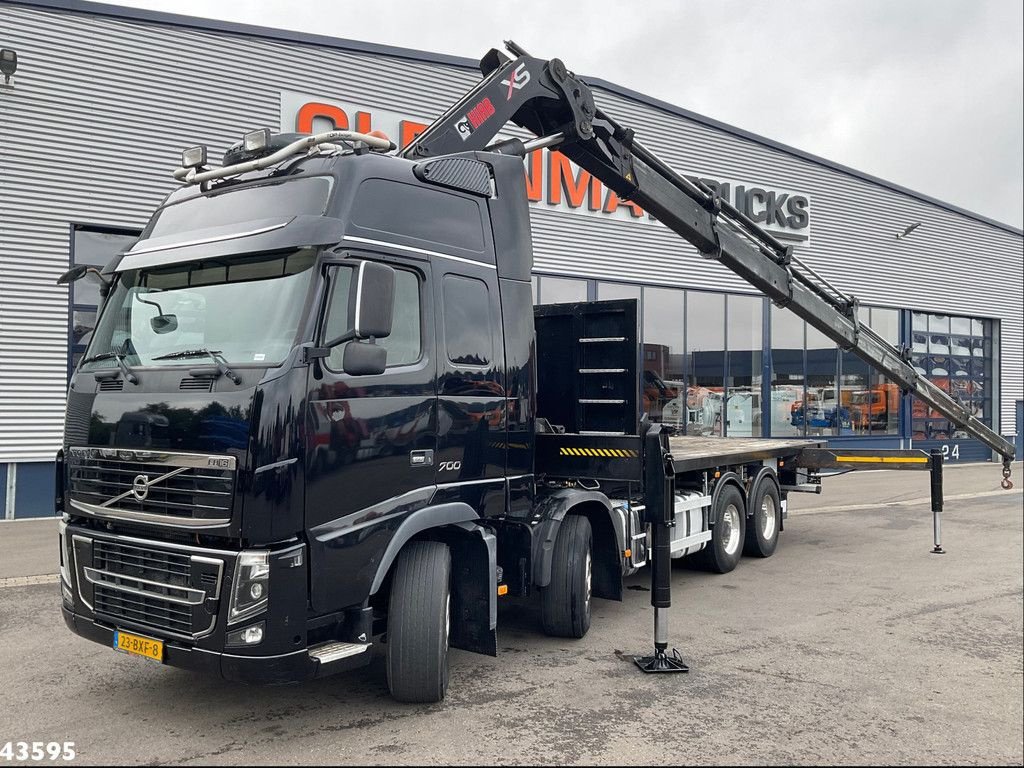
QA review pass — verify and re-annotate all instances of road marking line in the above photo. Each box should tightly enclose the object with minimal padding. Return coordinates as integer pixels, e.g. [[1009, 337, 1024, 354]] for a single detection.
[[0, 574, 59, 589], [790, 488, 1022, 515]]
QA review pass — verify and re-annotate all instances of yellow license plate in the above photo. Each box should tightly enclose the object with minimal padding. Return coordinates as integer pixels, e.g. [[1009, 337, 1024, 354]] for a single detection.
[[114, 630, 164, 662]]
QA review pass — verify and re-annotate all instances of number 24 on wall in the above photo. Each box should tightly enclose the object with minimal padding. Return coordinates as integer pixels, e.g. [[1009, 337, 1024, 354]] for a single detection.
[[941, 444, 961, 460]]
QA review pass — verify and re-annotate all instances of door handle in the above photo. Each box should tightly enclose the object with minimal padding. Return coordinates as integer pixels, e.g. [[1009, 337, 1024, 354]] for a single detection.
[[410, 449, 434, 468]]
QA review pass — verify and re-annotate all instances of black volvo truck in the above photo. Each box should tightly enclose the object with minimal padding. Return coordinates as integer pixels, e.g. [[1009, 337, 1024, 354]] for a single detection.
[[56, 43, 1016, 702]]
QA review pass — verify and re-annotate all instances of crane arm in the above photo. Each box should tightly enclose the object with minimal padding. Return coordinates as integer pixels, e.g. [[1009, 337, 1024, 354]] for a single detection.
[[401, 43, 1016, 478]]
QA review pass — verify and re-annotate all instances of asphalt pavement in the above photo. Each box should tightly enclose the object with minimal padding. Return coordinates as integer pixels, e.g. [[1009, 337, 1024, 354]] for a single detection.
[[0, 462, 1021, 765]]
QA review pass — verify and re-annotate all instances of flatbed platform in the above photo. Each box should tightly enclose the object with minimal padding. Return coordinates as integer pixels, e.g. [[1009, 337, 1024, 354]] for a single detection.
[[667, 436, 824, 473], [534, 431, 824, 481]]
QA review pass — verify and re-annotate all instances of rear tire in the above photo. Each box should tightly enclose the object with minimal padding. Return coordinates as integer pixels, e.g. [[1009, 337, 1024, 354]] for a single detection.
[[692, 484, 746, 573], [744, 479, 781, 558], [540, 515, 593, 638], [386, 540, 451, 703]]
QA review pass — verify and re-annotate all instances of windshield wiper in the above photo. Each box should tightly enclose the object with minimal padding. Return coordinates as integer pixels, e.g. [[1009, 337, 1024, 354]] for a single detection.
[[82, 349, 139, 385], [151, 348, 242, 385]]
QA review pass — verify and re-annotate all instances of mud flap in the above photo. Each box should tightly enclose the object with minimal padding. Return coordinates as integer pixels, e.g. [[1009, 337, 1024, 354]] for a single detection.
[[449, 522, 497, 656]]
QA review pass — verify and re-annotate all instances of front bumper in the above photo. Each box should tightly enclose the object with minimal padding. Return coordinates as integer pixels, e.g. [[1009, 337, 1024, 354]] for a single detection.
[[61, 605, 371, 684]]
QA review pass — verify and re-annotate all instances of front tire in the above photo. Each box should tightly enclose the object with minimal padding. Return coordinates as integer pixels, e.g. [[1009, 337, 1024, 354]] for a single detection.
[[744, 479, 781, 558], [692, 484, 746, 573], [540, 515, 593, 638], [386, 540, 451, 703]]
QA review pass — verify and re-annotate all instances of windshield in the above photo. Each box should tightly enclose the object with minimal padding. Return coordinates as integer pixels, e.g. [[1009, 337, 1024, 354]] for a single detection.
[[81, 249, 317, 371]]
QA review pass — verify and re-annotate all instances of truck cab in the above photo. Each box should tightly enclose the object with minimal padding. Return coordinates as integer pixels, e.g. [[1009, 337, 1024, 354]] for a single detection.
[[59, 137, 548, 697]]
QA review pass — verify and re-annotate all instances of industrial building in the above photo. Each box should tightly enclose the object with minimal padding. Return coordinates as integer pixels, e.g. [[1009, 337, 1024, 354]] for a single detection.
[[1, 0, 1021, 518]]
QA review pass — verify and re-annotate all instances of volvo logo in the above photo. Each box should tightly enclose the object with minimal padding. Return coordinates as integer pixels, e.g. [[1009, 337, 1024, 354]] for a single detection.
[[131, 474, 150, 502]]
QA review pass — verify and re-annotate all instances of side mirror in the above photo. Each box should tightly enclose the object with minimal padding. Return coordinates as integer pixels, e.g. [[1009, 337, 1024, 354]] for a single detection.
[[353, 261, 395, 340], [343, 341, 387, 376], [56, 265, 89, 285], [56, 265, 113, 295], [303, 260, 396, 364]]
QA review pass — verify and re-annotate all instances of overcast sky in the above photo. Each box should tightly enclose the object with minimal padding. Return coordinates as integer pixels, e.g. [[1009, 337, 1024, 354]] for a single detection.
[[106, 0, 1023, 228]]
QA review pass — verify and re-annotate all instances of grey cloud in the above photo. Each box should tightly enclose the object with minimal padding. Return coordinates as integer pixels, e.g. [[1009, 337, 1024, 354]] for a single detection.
[[109, 0, 1024, 226]]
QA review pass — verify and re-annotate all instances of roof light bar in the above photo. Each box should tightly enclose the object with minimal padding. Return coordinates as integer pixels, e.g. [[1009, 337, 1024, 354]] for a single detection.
[[243, 128, 271, 153], [171, 130, 395, 184], [181, 145, 208, 169]]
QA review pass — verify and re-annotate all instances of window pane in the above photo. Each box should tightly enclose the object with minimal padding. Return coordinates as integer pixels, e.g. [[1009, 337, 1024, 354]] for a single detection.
[[598, 282, 641, 301], [686, 292, 725, 436], [841, 307, 900, 436], [72, 310, 97, 345], [869, 307, 900, 346], [726, 295, 763, 437], [804, 324, 842, 436], [325, 267, 422, 371], [539, 276, 587, 304], [444, 275, 492, 366], [642, 287, 685, 426], [771, 305, 804, 437], [324, 267, 355, 371], [384, 271, 423, 366]]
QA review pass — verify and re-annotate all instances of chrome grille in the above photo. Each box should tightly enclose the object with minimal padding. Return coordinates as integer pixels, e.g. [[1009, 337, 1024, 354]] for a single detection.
[[66, 447, 235, 527], [95, 587, 194, 635], [94, 540, 191, 587], [77, 535, 225, 639]]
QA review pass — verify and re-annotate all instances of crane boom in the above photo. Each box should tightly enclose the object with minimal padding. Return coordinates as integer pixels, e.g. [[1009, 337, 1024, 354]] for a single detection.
[[401, 43, 1015, 476]]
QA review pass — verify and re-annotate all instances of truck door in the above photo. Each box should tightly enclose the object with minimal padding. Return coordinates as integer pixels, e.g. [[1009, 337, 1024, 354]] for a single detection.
[[433, 267, 507, 517], [305, 254, 436, 612]]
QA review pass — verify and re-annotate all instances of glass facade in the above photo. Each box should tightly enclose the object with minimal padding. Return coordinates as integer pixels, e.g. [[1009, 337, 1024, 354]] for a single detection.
[[535, 276, 998, 444], [910, 311, 994, 439]]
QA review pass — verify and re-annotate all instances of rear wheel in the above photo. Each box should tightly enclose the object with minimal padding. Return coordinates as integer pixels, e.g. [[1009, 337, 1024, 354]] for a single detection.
[[386, 540, 451, 703], [540, 515, 593, 638], [744, 479, 782, 558], [692, 484, 746, 573]]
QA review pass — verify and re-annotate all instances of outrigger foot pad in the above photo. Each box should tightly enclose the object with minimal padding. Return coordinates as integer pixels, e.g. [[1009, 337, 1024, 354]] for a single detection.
[[634, 647, 689, 673]]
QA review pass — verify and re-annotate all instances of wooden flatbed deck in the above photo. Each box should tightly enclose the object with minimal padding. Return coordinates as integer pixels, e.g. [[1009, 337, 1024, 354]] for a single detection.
[[667, 436, 824, 473]]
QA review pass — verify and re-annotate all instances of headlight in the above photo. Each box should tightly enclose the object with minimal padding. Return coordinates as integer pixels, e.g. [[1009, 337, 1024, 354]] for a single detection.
[[229, 551, 269, 625]]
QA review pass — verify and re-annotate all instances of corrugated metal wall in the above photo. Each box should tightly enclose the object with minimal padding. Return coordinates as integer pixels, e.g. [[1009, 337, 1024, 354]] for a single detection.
[[0, 2, 1021, 462]]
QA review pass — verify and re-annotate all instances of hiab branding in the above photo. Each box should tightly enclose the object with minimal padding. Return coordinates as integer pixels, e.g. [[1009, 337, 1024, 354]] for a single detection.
[[282, 91, 812, 243]]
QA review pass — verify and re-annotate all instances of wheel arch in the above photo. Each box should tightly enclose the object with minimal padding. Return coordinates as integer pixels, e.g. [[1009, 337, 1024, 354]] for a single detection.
[[746, 465, 780, 518], [709, 471, 745, 524], [533, 489, 623, 601], [370, 502, 498, 657]]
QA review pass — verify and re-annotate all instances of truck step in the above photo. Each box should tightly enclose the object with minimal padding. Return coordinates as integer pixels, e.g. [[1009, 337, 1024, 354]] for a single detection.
[[578, 336, 626, 343], [579, 398, 625, 404], [309, 641, 371, 664]]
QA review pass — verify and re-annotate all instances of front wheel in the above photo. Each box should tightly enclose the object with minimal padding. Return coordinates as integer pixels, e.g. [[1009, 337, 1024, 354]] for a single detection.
[[540, 515, 593, 638], [386, 540, 451, 703]]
